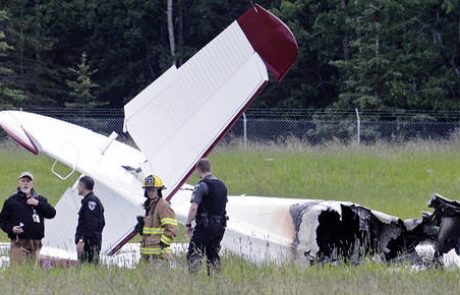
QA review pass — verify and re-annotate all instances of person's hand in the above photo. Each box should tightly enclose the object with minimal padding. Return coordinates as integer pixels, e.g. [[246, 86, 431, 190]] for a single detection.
[[186, 226, 193, 237], [135, 216, 145, 234], [76, 240, 85, 254], [12, 226, 24, 234], [26, 198, 39, 206]]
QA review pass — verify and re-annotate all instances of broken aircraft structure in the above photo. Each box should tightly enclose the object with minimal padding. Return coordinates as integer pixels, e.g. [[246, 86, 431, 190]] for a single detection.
[[0, 4, 459, 269]]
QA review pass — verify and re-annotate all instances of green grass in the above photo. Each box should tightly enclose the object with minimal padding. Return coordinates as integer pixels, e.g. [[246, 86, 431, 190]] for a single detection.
[[209, 141, 460, 219], [0, 259, 459, 294], [1, 139, 460, 294], [0, 141, 78, 205], [3, 140, 460, 219]]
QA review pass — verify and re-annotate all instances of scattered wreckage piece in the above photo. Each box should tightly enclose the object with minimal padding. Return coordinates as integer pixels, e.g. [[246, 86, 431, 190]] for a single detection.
[[403, 193, 460, 268], [290, 200, 407, 265], [287, 193, 460, 268], [427, 193, 460, 259]]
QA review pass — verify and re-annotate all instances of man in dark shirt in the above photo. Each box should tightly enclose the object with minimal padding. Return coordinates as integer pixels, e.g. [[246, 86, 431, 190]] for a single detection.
[[186, 158, 228, 274], [75, 176, 105, 264], [0, 172, 56, 265]]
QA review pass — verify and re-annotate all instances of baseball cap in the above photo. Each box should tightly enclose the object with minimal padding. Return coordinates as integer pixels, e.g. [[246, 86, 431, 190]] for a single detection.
[[19, 171, 34, 181]]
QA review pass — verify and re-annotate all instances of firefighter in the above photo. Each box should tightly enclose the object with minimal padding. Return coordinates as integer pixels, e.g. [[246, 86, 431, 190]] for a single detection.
[[138, 175, 178, 263], [0, 172, 56, 265], [75, 176, 105, 264], [186, 158, 228, 274]]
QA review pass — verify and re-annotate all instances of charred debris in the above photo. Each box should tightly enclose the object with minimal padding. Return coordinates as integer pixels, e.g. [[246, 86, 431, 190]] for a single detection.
[[290, 193, 460, 266]]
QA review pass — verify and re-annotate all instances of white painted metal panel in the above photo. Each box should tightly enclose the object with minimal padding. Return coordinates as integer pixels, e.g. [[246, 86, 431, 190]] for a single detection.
[[124, 21, 268, 198], [0, 111, 146, 254], [43, 178, 145, 255], [123, 65, 178, 131], [43, 187, 79, 257]]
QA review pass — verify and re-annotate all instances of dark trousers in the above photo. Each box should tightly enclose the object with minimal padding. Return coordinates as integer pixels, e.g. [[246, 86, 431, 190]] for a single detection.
[[187, 225, 225, 274], [80, 238, 101, 264]]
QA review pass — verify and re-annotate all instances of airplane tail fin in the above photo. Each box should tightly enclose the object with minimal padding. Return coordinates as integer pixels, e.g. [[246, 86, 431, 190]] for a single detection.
[[124, 5, 298, 204], [238, 4, 298, 81]]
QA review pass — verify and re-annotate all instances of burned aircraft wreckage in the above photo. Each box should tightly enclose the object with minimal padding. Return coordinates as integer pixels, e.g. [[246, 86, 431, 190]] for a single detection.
[[289, 193, 459, 266], [0, 5, 458, 269], [0, 108, 458, 269]]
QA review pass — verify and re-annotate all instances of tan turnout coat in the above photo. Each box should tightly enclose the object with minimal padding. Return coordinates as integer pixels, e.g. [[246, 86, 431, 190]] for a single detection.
[[141, 198, 178, 257]]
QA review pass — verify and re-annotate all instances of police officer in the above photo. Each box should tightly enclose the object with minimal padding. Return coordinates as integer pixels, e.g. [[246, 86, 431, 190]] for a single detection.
[[186, 158, 228, 274], [0, 172, 56, 265], [75, 176, 105, 264]]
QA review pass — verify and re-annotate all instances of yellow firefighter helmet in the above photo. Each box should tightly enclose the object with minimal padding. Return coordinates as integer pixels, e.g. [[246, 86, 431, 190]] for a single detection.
[[143, 175, 165, 189]]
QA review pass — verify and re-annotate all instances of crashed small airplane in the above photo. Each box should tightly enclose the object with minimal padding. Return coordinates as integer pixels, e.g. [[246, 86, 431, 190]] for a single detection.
[[0, 4, 459, 269]]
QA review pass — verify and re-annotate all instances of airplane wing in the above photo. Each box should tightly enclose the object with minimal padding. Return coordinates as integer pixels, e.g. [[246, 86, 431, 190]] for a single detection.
[[124, 4, 298, 200], [0, 108, 301, 263], [0, 111, 146, 255]]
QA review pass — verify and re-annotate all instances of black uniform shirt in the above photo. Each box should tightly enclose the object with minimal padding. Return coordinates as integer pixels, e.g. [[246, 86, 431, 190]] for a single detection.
[[0, 189, 56, 240], [75, 192, 105, 244]]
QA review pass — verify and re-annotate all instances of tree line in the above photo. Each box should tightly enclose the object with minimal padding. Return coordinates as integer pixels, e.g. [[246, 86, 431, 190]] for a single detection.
[[0, 0, 459, 111]]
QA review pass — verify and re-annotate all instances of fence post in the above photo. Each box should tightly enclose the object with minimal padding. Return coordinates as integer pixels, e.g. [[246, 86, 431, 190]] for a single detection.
[[243, 112, 248, 147], [355, 108, 361, 145]]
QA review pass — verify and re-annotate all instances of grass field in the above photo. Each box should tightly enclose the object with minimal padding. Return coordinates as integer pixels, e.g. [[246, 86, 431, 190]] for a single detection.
[[1, 139, 460, 294], [213, 140, 460, 218]]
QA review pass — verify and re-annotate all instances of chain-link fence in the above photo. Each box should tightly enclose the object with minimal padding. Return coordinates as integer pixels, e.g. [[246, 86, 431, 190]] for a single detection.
[[1, 108, 460, 145]]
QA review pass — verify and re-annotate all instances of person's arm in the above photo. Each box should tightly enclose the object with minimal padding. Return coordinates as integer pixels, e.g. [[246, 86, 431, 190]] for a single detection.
[[75, 203, 86, 244], [185, 203, 198, 238], [159, 203, 178, 248], [0, 200, 13, 235], [186, 182, 208, 236], [99, 202, 105, 231], [36, 196, 57, 219], [186, 203, 199, 227]]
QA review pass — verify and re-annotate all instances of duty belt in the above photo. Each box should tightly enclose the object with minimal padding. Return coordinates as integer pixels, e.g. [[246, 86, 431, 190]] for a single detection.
[[196, 214, 228, 227]]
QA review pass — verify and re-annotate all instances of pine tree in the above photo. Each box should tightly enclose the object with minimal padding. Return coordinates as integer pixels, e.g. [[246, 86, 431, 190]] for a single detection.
[[65, 52, 106, 109], [0, 9, 25, 108]]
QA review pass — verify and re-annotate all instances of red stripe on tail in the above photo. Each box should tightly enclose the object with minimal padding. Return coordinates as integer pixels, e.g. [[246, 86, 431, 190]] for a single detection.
[[238, 4, 298, 81]]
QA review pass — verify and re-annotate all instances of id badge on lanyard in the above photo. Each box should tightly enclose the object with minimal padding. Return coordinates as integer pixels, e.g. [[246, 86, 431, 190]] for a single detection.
[[32, 209, 40, 223]]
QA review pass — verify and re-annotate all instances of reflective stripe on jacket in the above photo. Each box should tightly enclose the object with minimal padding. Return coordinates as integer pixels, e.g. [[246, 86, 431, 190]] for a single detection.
[[141, 198, 177, 255]]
